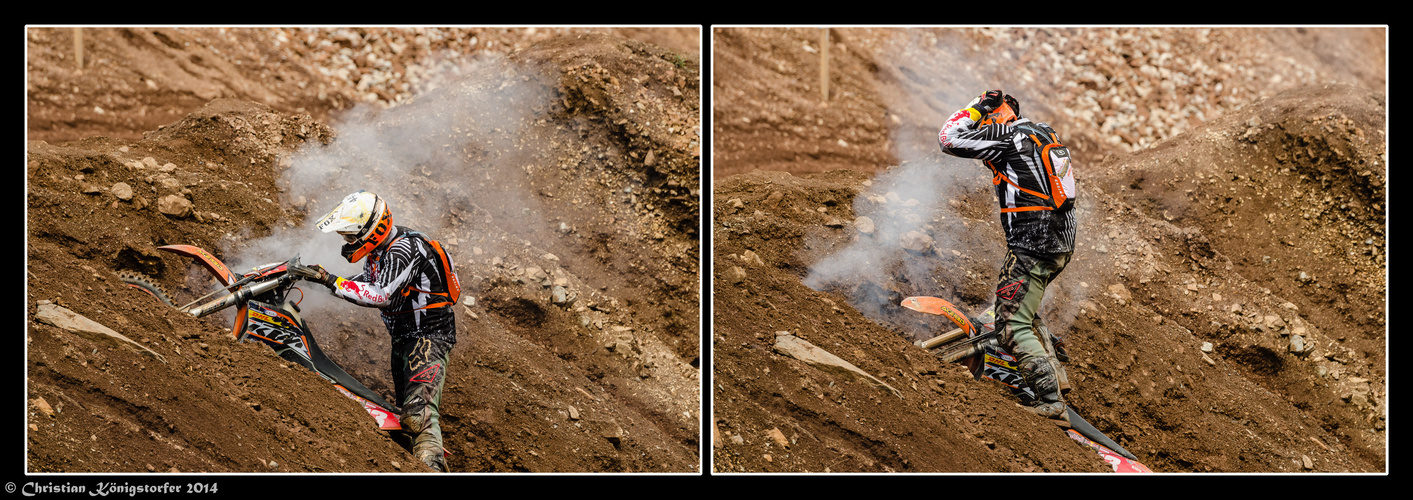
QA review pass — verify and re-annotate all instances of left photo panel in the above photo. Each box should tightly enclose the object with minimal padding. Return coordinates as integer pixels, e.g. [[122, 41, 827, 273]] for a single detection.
[[25, 26, 702, 475]]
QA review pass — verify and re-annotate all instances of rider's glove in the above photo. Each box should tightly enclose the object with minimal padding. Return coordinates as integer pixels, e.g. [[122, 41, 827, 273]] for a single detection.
[[294, 264, 338, 291], [971, 89, 1004, 115], [311, 265, 337, 290]]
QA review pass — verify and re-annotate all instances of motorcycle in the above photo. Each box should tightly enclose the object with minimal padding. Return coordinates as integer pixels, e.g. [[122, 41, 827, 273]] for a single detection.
[[121, 244, 402, 432], [901, 295, 1152, 473]]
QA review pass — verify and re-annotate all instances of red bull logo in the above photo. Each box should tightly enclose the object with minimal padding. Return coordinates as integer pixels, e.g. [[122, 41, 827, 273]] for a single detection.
[[337, 278, 386, 304], [938, 108, 975, 148]]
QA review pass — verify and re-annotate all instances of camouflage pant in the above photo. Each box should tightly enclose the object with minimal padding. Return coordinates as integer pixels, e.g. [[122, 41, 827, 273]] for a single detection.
[[992, 248, 1072, 366], [391, 337, 452, 470]]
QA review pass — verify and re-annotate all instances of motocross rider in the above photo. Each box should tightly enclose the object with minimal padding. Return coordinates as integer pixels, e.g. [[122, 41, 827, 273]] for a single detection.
[[937, 90, 1078, 427], [299, 190, 457, 471]]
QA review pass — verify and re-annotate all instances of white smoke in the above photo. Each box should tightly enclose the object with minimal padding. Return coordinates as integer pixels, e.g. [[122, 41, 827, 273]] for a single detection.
[[800, 155, 990, 340], [217, 51, 555, 350], [801, 30, 997, 335]]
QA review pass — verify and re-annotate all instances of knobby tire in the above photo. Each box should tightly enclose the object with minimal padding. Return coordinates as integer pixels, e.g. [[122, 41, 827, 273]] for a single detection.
[[118, 270, 176, 308]]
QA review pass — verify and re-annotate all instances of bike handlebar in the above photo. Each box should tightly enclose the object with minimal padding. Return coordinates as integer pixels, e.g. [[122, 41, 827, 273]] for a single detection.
[[185, 275, 291, 318]]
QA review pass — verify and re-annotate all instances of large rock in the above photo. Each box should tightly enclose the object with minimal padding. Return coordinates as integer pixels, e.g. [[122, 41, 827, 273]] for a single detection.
[[524, 266, 550, 287], [34, 302, 166, 363], [1108, 283, 1132, 302], [899, 230, 934, 253], [31, 396, 54, 417], [158, 177, 182, 191], [111, 182, 134, 201], [854, 216, 875, 234], [551, 285, 572, 305], [773, 332, 901, 398], [157, 195, 193, 218], [726, 266, 747, 285], [767, 427, 790, 448]]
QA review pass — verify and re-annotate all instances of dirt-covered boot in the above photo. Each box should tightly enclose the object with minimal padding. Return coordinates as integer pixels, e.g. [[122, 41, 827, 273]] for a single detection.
[[1034, 322, 1072, 395], [1034, 319, 1069, 363], [403, 405, 447, 472], [1019, 355, 1071, 428], [413, 442, 447, 472]]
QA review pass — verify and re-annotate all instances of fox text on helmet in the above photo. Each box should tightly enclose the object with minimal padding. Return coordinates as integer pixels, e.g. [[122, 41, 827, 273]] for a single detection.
[[316, 191, 379, 234], [317, 191, 394, 263]]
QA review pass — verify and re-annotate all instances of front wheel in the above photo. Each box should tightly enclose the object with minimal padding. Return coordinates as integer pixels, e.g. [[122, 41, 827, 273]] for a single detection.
[[119, 270, 175, 307]]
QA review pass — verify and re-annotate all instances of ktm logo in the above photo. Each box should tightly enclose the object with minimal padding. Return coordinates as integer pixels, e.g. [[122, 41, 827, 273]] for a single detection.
[[411, 363, 442, 383], [997, 279, 1026, 300]]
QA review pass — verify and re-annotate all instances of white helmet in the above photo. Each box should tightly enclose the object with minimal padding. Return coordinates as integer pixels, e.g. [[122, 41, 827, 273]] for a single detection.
[[315, 190, 394, 263]]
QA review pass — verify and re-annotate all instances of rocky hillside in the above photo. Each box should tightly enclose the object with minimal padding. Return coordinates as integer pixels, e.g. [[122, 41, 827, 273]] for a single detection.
[[28, 27, 699, 144], [27, 27, 702, 474], [711, 27, 1385, 473], [713, 27, 1385, 176]]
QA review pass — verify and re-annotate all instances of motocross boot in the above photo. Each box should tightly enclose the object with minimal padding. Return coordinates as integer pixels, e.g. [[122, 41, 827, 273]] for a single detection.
[[402, 406, 447, 472], [1019, 354, 1071, 428], [413, 441, 447, 472], [1034, 320, 1072, 395]]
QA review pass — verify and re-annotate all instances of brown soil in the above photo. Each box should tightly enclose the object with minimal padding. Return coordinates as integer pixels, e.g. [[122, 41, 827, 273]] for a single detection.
[[26, 27, 701, 475], [711, 27, 1385, 473]]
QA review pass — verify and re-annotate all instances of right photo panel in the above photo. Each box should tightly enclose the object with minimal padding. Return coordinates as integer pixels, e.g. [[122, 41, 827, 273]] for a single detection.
[[710, 26, 1386, 474]]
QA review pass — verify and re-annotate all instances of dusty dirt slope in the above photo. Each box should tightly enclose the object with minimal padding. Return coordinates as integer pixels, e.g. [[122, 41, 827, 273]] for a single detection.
[[26, 27, 702, 475], [711, 27, 1385, 473]]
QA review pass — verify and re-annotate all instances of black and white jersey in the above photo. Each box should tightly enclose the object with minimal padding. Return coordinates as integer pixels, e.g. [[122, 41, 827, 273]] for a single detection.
[[939, 108, 1078, 255], [332, 225, 457, 343]]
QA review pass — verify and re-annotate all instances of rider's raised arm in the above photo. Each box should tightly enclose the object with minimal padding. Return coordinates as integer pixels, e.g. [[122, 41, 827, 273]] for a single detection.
[[938, 106, 1014, 161]]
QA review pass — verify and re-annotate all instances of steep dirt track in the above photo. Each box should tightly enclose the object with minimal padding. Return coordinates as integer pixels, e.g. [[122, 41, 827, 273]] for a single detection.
[[27, 28, 702, 474], [711, 27, 1385, 473]]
